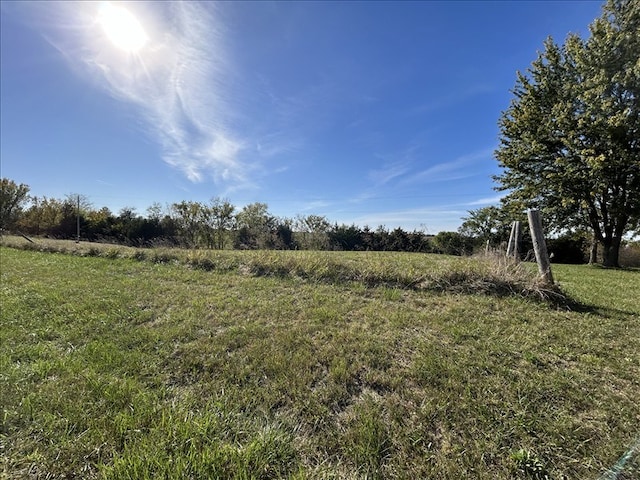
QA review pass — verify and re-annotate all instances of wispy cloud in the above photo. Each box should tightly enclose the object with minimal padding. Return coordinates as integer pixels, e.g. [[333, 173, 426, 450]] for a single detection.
[[96, 179, 116, 187], [409, 84, 495, 116], [22, 1, 248, 185], [254, 130, 302, 159], [368, 160, 411, 186], [403, 147, 494, 185], [464, 194, 503, 206], [335, 205, 467, 233], [298, 200, 333, 212], [347, 143, 423, 203]]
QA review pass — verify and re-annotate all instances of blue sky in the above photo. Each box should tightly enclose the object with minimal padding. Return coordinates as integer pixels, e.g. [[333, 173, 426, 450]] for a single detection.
[[1, 1, 603, 233]]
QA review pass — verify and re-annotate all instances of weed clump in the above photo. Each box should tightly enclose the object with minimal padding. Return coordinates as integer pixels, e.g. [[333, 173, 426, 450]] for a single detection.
[[131, 250, 147, 261], [186, 252, 216, 271], [103, 248, 121, 259], [418, 254, 567, 303], [150, 249, 178, 264], [510, 449, 550, 479]]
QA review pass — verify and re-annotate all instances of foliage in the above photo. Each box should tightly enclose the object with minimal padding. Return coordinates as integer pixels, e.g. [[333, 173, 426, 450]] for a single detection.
[[0, 178, 30, 232], [510, 449, 550, 479], [294, 214, 331, 250], [12, 176, 615, 261], [328, 224, 364, 251], [234, 202, 274, 249], [494, 0, 640, 267], [459, 206, 515, 247], [431, 231, 474, 256], [0, 176, 609, 263], [208, 197, 236, 250], [171, 200, 205, 247], [619, 241, 640, 267], [0, 176, 441, 254]]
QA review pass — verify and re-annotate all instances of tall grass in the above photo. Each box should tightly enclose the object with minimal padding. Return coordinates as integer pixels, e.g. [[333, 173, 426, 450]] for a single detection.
[[1, 236, 561, 302]]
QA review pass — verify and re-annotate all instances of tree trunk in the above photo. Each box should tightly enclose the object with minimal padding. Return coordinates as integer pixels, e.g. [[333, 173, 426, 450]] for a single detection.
[[589, 239, 598, 264], [602, 236, 621, 268]]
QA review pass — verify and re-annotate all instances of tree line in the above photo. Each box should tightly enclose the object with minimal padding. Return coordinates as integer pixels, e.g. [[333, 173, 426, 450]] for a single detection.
[[2, 177, 636, 263], [0, 178, 476, 255]]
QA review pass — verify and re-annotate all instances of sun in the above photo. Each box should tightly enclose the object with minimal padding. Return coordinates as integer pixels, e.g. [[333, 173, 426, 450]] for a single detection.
[[97, 2, 149, 54]]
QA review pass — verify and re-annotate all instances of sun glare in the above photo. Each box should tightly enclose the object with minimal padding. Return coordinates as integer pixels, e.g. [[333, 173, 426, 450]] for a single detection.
[[98, 2, 148, 53]]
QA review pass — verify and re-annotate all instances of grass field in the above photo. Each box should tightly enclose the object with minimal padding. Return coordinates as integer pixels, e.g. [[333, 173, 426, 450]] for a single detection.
[[1, 239, 639, 479]]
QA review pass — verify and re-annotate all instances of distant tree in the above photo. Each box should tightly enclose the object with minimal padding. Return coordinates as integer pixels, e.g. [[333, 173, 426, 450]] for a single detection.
[[432, 231, 474, 256], [139, 203, 166, 244], [85, 207, 115, 240], [407, 230, 433, 253], [494, 0, 640, 267], [373, 225, 391, 251], [388, 227, 410, 252], [54, 197, 80, 238], [18, 196, 42, 235], [547, 232, 589, 264], [146, 202, 164, 222], [235, 202, 275, 249], [234, 226, 254, 250], [460, 206, 504, 246], [115, 207, 164, 245], [273, 217, 296, 250], [158, 215, 179, 245], [294, 214, 330, 250], [208, 197, 235, 250], [171, 201, 204, 247], [24, 197, 62, 236], [65, 193, 93, 213], [0, 178, 30, 233], [359, 226, 376, 251], [329, 224, 363, 251]]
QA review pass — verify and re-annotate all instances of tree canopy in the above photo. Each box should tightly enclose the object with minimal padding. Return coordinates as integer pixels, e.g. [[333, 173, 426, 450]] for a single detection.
[[0, 178, 30, 233], [494, 0, 639, 267], [459, 206, 513, 246]]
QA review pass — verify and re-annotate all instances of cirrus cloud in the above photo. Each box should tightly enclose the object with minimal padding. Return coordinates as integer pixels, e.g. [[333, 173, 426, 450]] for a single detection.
[[18, 1, 249, 185]]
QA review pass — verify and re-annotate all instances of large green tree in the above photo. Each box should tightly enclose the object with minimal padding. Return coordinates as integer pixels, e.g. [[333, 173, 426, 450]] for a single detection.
[[495, 0, 639, 267]]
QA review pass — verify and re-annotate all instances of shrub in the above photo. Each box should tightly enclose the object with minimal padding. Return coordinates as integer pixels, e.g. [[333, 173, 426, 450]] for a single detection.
[[186, 252, 216, 271], [547, 234, 587, 264], [103, 248, 121, 259], [131, 250, 147, 261], [151, 249, 177, 264], [431, 231, 475, 256]]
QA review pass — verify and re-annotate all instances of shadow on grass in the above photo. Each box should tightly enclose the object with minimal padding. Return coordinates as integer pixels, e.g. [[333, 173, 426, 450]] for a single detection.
[[574, 303, 640, 318]]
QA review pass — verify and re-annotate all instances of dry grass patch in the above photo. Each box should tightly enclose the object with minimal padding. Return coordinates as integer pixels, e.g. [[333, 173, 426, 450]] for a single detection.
[[1, 236, 566, 304]]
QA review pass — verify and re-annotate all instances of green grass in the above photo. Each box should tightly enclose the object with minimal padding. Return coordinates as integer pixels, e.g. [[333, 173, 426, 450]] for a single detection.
[[1, 242, 639, 479]]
